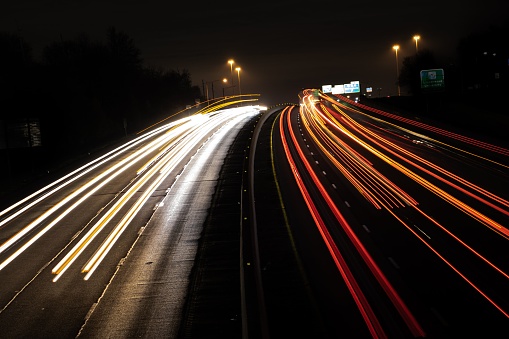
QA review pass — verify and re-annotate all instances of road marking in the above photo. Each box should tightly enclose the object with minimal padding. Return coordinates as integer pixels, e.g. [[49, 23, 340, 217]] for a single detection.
[[414, 224, 431, 239], [388, 257, 400, 269]]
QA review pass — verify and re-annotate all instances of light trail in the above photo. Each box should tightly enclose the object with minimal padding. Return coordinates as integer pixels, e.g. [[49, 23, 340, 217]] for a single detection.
[[0, 123, 181, 258], [386, 208, 509, 318], [300, 99, 418, 210], [284, 103, 426, 337], [297, 91, 509, 319], [0, 120, 187, 230], [49, 107, 260, 280], [279, 106, 388, 339], [0, 134, 178, 271], [331, 94, 509, 157], [81, 117, 213, 279], [310, 99, 509, 238]]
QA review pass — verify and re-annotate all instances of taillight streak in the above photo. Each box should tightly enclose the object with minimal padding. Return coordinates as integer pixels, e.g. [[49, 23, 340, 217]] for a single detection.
[[279, 106, 387, 338], [283, 104, 426, 337], [332, 95, 509, 157]]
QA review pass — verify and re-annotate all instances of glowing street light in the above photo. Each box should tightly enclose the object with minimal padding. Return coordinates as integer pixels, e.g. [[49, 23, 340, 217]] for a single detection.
[[413, 35, 420, 53], [235, 67, 242, 99], [392, 45, 401, 96], [221, 77, 236, 97], [228, 59, 234, 94], [221, 78, 229, 97]]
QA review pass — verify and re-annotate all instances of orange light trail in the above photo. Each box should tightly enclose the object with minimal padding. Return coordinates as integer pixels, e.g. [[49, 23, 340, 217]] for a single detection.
[[332, 94, 509, 157], [311, 100, 509, 238], [295, 91, 509, 319], [279, 106, 387, 339], [282, 104, 426, 337]]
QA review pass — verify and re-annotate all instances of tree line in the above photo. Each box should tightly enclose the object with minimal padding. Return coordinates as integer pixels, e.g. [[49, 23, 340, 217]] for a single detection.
[[0, 27, 202, 179], [398, 23, 509, 99], [0, 27, 202, 147]]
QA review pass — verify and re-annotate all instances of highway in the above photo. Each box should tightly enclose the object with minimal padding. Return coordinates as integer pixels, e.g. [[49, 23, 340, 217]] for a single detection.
[[0, 104, 263, 338], [269, 90, 509, 337], [0, 89, 508, 338]]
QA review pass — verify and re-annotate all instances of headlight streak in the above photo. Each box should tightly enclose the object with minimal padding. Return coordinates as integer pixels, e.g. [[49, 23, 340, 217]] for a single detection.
[[279, 106, 388, 339], [82, 109, 257, 280], [0, 118, 204, 280], [0, 120, 186, 230], [0, 173, 115, 272], [195, 97, 259, 116], [0, 126, 179, 256], [82, 156, 175, 280], [135, 117, 204, 175], [298, 93, 509, 319], [52, 120, 205, 280], [284, 104, 426, 337], [50, 107, 259, 281], [52, 148, 173, 280], [0, 120, 197, 274]]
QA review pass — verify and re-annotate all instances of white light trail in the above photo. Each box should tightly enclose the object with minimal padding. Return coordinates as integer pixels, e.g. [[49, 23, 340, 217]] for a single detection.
[[53, 110, 258, 281], [0, 119, 187, 228]]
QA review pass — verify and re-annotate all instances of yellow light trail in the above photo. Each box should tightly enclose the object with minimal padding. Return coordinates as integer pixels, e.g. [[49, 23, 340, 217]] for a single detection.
[[52, 119, 203, 280], [51, 108, 259, 280], [300, 100, 417, 209], [82, 109, 256, 280], [307, 99, 509, 238], [0, 121, 180, 230], [0, 121, 183, 270]]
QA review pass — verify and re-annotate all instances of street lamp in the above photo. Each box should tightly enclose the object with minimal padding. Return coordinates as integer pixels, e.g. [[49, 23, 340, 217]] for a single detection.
[[235, 67, 241, 99], [221, 78, 227, 97], [413, 35, 420, 53], [228, 59, 234, 94], [392, 45, 400, 96], [222, 77, 236, 97]]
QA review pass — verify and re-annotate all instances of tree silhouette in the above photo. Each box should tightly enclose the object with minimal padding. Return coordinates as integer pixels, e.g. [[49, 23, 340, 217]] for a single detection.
[[456, 23, 509, 96], [0, 27, 203, 181], [106, 26, 142, 72], [398, 49, 440, 96], [0, 32, 35, 120]]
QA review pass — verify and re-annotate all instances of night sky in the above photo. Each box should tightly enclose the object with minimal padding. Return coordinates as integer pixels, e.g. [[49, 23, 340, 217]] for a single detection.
[[1, 0, 508, 106]]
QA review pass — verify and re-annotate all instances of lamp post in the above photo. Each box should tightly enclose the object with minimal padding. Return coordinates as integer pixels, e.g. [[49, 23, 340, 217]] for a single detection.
[[413, 35, 420, 53], [203, 79, 224, 100], [228, 59, 234, 94], [221, 78, 227, 97], [392, 45, 400, 96], [235, 67, 241, 99]]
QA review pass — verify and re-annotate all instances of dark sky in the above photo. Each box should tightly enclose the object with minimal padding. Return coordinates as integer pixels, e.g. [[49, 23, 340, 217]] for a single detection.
[[1, 0, 508, 105]]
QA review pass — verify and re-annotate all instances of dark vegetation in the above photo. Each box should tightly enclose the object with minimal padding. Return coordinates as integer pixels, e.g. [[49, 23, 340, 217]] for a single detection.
[[0, 27, 201, 189], [365, 22, 509, 145], [398, 23, 509, 98]]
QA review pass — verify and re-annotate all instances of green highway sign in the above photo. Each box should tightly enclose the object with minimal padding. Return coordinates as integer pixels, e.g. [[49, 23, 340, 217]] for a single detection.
[[420, 69, 445, 91]]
